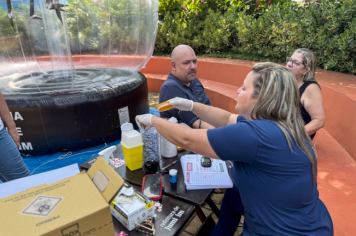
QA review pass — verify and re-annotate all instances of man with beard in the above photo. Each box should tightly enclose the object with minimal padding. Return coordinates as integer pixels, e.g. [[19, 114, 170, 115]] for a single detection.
[[159, 45, 214, 129]]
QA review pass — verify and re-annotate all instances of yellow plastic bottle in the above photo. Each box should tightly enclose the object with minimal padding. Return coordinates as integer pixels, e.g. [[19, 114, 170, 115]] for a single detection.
[[121, 123, 143, 171]]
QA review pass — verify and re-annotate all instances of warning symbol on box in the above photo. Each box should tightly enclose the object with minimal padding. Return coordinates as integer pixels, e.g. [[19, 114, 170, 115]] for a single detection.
[[21, 195, 63, 217]]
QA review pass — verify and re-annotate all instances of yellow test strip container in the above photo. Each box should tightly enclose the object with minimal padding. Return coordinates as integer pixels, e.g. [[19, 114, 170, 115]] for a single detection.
[[121, 129, 143, 171]]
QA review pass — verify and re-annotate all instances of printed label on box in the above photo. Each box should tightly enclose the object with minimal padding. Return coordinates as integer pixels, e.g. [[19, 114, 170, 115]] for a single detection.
[[118, 106, 130, 125], [21, 195, 63, 217]]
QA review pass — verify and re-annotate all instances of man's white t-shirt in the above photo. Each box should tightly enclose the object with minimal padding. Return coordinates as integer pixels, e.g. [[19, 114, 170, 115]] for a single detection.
[[0, 117, 3, 131]]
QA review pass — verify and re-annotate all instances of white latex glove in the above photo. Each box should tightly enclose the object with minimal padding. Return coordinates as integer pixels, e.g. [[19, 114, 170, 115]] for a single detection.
[[135, 114, 154, 130], [169, 97, 193, 111]]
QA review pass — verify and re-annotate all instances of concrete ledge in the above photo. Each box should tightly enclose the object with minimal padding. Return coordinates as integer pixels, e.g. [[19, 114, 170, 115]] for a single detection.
[[314, 70, 356, 160], [144, 73, 238, 113], [314, 129, 356, 236]]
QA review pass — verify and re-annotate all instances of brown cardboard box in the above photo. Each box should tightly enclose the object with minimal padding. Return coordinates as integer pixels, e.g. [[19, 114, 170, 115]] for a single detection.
[[0, 157, 124, 236]]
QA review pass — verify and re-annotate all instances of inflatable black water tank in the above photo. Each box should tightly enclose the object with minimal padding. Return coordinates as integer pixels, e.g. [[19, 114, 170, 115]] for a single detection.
[[4, 68, 149, 155]]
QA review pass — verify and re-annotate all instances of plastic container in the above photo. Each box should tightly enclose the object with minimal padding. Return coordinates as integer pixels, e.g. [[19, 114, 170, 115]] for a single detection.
[[121, 123, 143, 171], [121, 122, 134, 133], [140, 127, 160, 169], [160, 117, 178, 158], [98, 146, 117, 164], [169, 169, 178, 183]]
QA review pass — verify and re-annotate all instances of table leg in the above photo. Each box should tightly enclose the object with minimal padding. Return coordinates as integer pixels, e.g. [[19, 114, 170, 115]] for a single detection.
[[195, 205, 207, 223], [207, 197, 220, 218]]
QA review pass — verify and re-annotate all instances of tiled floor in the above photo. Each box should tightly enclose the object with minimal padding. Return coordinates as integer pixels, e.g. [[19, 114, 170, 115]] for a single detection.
[[148, 92, 242, 235]]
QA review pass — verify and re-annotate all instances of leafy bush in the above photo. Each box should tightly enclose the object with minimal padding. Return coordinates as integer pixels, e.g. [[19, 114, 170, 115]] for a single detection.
[[155, 0, 241, 54], [235, 0, 356, 73], [1, 0, 355, 74], [158, 0, 235, 21], [156, 0, 356, 75]]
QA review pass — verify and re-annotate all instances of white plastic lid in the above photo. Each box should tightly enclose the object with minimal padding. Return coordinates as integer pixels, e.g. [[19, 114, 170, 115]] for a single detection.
[[121, 122, 133, 132], [168, 117, 178, 123], [169, 169, 178, 176], [121, 130, 143, 148]]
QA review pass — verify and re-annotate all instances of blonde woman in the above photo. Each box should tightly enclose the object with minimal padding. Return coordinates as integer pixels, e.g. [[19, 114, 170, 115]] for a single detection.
[[286, 48, 325, 140], [136, 63, 333, 235]]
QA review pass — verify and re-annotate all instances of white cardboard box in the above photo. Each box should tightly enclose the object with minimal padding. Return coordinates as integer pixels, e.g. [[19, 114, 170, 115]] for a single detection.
[[110, 183, 154, 231]]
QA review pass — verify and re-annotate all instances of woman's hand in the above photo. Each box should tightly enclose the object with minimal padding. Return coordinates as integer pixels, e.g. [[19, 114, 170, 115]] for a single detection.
[[7, 126, 20, 148], [135, 114, 154, 130], [169, 97, 193, 111]]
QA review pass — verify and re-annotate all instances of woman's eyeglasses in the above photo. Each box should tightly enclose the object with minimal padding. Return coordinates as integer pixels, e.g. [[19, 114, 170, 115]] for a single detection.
[[286, 57, 304, 67]]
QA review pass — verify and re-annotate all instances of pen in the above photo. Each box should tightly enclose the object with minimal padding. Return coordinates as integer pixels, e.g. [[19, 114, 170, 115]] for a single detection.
[[161, 160, 178, 172]]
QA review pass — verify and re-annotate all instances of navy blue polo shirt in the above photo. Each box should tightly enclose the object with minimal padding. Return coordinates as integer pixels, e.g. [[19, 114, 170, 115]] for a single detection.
[[159, 73, 211, 127], [207, 116, 333, 235]]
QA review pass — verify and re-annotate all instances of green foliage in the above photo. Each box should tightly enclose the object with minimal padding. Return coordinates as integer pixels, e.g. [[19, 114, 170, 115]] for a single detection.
[[66, 0, 149, 54], [235, 0, 356, 73], [0, 8, 14, 36], [158, 0, 237, 21], [199, 9, 236, 53], [1, 0, 356, 75], [242, 0, 292, 18], [0, 0, 158, 57], [156, 0, 356, 75], [202, 52, 281, 62], [155, 12, 200, 54], [0, 5, 47, 56], [155, 0, 241, 54]]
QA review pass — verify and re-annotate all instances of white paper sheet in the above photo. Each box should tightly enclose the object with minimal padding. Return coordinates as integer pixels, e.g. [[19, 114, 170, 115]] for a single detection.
[[181, 154, 233, 190], [0, 164, 80, 199]]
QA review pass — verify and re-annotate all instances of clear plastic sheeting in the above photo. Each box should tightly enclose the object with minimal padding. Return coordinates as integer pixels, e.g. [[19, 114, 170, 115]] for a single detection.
[[4, 68, 146, 103], [0, 0, 158, 95]]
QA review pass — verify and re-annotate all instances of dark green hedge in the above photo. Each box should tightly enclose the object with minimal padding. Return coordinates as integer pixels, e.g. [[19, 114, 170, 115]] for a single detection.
[[155, 0, 356, 75]]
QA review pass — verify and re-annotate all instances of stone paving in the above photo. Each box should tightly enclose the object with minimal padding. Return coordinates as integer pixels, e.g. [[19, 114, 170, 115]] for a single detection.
[[148, 92, 160, 108], [148, 92, 242, 235]]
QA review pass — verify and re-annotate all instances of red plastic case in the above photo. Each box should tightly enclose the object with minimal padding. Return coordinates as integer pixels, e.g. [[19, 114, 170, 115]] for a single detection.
[[141, 173, 164, 201]]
